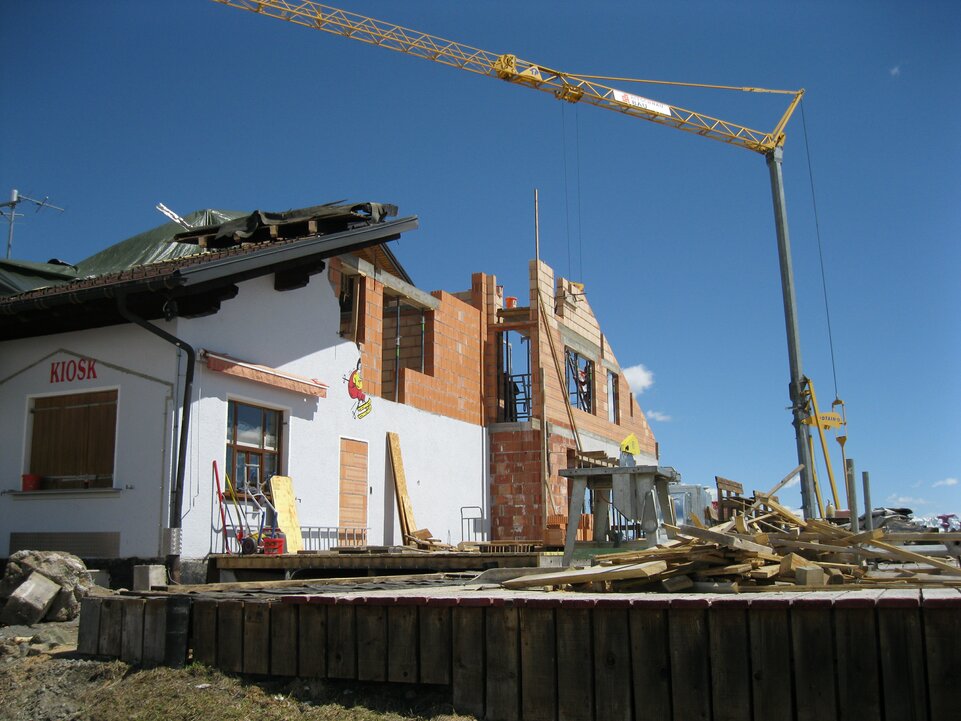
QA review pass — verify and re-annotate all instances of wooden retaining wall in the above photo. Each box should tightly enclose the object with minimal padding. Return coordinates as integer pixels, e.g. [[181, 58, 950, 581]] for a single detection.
[[78, 588, 961, 721]]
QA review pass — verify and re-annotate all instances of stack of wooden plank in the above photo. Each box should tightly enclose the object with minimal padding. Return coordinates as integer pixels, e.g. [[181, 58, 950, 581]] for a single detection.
[[503, 504, 961, 593]]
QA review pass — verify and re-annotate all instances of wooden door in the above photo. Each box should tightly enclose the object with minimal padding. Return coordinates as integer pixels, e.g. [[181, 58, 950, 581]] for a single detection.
[[338, 438, 368, 546]]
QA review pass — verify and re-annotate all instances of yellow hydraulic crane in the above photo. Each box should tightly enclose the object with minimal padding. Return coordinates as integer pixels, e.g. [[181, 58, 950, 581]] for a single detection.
[[213, 0, 825, 518]]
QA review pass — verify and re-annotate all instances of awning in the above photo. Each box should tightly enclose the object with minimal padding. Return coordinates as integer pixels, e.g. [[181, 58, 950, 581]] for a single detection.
[[202, 350, 327, 398]]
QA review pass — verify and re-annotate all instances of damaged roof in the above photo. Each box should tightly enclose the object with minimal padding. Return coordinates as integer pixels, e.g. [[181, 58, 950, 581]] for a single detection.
[[0, 201, 417, 341]]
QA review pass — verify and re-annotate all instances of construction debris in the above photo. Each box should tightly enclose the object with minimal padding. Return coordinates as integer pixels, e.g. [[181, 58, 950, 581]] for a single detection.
[[502, 499, 961, 593]]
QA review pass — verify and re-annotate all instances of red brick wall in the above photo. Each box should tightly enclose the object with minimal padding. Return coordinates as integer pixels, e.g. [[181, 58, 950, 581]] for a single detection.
[[489, 428, 544, 540], [398, 290, 483, 426]]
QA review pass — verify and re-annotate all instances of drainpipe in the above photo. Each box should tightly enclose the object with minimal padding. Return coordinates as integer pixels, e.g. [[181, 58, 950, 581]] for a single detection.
[[116, 293, 194, 582]]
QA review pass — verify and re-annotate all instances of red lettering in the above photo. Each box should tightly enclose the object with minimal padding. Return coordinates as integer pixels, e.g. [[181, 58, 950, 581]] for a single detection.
[[50, 362, 62, 383], [87, 359, 97, 379], [65, 360, 77, 382], [77, 360, 87, 381], [49, 357, 98, 383]]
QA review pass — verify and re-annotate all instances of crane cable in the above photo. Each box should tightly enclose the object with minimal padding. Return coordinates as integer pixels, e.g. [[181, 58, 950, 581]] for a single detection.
[[562, 104, 573, 279], [800, 100, 840, 399]]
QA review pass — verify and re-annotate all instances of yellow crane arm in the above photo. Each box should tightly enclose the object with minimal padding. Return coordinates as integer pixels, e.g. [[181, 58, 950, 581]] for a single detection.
[[213, 0, 803, 153]]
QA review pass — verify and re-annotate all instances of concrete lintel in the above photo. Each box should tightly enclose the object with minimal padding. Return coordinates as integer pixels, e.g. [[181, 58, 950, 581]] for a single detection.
[[488, 420, 540, 434], [339, 254, 440, 310], [558, 326, 601, 362]]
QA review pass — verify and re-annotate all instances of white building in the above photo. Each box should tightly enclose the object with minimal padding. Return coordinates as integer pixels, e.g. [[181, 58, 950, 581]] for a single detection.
[[0, 203, 489, 579]]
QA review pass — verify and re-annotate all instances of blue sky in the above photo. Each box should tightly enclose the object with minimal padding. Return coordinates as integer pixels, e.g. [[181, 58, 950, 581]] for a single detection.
[[2, 1, 958, 518]]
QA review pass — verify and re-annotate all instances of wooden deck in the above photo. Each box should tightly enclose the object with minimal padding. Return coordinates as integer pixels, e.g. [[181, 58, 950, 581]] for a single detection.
[[78, 583, 960, 721]]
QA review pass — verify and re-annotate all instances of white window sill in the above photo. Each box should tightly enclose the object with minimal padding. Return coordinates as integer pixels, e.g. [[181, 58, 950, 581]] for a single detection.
[[6, 488, 124, 499]]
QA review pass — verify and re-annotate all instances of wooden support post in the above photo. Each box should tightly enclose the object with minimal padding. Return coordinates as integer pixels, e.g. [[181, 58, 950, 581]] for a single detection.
[[486, 605, 520, 721], [164, 596, 191, 669], [791, 595, 838, 721], [142, 597, 167, 668], [298, 603, 328, 678], [748, 599, 794, 721], [922, 588, 961, 719], [98, 598, 122, 658], [556, 604, 593, 721], [877, 591, 927, 721], [270, 602, 298, 677], [418, 604, 451, 685], [593, 605, 633, 721], [668, 602, 711, 721], [834, 591, 882, 721], [629, 601, 672, 721], [452, 606, 485, 718], [520, 605, 557, 721], [191, 599, 218, 667], [120, 598, 145, 665], [708, 598, 751, 721], [243, 602, 270, 675], [356, 604, 388, 682], [327, 604, 357, 679], [387, 605, 418, 683], [77, 597, 102, 656], [217, 599, 244, 674]]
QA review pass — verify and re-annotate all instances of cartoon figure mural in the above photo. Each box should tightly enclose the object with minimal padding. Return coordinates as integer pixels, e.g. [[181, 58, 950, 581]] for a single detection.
[[344, 359, 372, 419]]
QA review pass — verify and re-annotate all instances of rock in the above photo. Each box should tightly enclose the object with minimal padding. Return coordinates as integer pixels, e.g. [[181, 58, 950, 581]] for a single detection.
[[0, 550, 91, 622], [0, 572, 60, 625]]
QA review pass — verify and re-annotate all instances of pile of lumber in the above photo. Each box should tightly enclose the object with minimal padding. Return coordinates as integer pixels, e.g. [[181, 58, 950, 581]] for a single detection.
[[503, 506, 961, 593]]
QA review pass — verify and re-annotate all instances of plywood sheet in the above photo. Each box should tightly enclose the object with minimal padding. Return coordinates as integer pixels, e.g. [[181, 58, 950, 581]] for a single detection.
[[269, 475, 303, 553]]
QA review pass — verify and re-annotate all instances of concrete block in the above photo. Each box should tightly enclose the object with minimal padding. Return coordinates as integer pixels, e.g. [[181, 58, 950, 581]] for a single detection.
[[795, 566, 826, 586], [0, 571, 60, 625], [132, 565, 167, 592], [85, 570, 110, 588]]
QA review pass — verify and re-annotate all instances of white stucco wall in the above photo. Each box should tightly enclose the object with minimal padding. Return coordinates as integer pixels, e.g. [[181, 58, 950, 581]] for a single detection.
[[1, 265, 489, 560], [0, 326, 179, 557]]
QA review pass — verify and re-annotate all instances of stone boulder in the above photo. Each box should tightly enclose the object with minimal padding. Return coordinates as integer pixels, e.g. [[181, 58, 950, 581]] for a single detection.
[[0, 550, 92, 623]]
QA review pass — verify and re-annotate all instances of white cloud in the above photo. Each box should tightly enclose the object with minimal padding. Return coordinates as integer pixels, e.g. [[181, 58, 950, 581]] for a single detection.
[[646, 410, 672, 423], [783, 474, 800, 489], [887, 494, 929, 506], [623, 363, 654, 394], [890, 64, 901, 77], [933, 477, 958, 488]]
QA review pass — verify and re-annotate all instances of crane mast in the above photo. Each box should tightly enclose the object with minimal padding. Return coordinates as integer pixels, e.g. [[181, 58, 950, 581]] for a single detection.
[[213, 0, 819, 518]]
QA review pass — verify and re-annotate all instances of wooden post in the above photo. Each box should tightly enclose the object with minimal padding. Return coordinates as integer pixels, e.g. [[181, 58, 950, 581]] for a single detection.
[[120, 598, 145, 665], [520, 604, 557, 721], [387, 604, 418, 683], [452, 605, 486, 718], [418, 603, 452, 685], [298, 602, 328, 678], [486, 604, 520, 721], [668, 600, 712, 721], [356, 604, 388, 682], [708, 597, 751, 721], [191, 599, 218, 667], [270, 602, 298, 677], [556, 603, 594, 721]]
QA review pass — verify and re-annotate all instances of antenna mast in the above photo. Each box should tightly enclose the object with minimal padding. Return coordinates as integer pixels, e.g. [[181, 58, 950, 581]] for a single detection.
[[0, 189, 65, 259]]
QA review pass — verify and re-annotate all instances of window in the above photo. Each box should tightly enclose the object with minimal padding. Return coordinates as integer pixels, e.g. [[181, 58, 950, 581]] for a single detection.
[[226, 400, 283, 493], [339, 275, 358, 340], [28, 390, 118, 490], [565, 349, 594, 413], [607, 371, 620, 424]]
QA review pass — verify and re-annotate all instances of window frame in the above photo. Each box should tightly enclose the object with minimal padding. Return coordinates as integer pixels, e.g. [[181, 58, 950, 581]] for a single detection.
[[26, 388, 120, 491], [565, 348, 595, 414], [607, 371, 620, 424], [225, 399, 284, 495]]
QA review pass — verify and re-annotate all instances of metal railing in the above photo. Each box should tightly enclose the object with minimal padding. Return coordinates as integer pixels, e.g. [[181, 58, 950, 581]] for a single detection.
[[219, 525, 369, 553]]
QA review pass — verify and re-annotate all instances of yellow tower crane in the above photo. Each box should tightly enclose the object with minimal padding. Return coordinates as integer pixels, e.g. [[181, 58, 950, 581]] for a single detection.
[[213, 0, 836, 519]]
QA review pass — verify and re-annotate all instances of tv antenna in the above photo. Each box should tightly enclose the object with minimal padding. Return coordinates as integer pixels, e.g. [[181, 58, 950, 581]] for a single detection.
[[1, 189, 65, 259]]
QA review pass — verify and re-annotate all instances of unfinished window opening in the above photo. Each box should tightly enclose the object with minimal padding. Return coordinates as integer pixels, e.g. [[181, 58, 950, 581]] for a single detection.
[[27, 389, 118, 490], [381, 295, 425, 401], [498, 329, 532, 422], [607, 371, 620, 424], [226, 400, 283, 495], [338, 274, 359, 341], [565, 349, 594, 414]]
